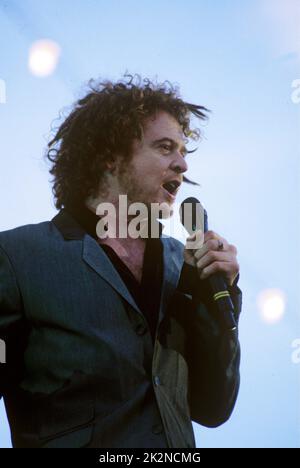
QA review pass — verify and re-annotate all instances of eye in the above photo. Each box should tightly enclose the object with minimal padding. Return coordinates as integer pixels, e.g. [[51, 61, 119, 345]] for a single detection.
[[158, 143, 187, 157], [159, 144, 171, 152]]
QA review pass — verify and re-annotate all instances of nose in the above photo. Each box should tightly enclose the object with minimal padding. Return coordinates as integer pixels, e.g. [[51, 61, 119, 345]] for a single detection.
[[169, 151, 188, 174]]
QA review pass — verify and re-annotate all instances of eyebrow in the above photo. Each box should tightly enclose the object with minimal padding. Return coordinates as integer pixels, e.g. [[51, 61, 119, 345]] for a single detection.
[[151, 137, 188, 155]]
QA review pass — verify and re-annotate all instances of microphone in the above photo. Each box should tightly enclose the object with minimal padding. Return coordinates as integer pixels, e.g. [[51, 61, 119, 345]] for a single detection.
[[180, 197, 237, 331]]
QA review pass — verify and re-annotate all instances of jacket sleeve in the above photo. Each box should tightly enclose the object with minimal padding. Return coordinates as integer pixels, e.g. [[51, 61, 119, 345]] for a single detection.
[[177, 263, 242, 427], [0, 243, 24, 399]]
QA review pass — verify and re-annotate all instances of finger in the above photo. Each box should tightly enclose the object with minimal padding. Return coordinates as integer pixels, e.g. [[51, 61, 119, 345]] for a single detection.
[[199, 260, 234, 281], [228, 244, 238, 255], [196, 251, 232, 271], [193, 237, 230, 260], [204, 230, 221, 242], [204, 231, 230, 249], [204, 231, 229, 247]]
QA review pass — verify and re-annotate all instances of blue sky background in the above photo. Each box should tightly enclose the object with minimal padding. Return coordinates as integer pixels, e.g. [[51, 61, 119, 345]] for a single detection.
[[0, 0, 299, 448]]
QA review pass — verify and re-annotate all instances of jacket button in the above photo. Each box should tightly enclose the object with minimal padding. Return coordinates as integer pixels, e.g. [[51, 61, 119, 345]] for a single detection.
[[135, 323, 147, 336], [153, 375, 161, 386], [152, 423, 163, 434]]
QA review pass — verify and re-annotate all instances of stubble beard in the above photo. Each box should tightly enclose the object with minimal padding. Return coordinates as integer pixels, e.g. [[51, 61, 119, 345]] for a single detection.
[[118, 168, 174, 221]]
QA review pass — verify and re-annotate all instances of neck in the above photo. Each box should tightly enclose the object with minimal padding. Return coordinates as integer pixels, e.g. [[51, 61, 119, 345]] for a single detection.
[[85, 194, 162, 243]]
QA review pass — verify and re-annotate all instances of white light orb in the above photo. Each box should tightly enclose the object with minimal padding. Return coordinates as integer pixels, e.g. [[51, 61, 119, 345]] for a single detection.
[[257, 288, 286, 324], [28, 39, 61, 77]]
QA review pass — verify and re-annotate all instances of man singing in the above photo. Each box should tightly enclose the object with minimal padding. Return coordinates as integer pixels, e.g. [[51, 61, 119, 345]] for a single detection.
[[0, 74, 242, 448]]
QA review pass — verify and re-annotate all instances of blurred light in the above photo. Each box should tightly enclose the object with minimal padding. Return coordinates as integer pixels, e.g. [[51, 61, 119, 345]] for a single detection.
[[28, 39, 61, 77], [257, 288, 286, 324], [261, 0, 300, 58]]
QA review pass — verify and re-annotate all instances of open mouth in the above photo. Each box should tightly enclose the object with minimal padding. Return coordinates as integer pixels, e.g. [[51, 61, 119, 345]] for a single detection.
[[162, 180, 181, 198]]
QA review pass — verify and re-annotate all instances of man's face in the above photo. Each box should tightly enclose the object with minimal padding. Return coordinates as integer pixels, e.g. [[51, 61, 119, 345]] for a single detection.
[[116, 111, 188, 217]]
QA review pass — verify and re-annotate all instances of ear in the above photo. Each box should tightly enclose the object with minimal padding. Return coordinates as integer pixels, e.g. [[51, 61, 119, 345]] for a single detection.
[[106, 154, 123, 174], [106, 161, 116, 171]]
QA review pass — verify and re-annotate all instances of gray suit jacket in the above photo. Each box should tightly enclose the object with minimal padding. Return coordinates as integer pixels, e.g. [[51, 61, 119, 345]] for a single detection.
[[0, 209, 242, 448]]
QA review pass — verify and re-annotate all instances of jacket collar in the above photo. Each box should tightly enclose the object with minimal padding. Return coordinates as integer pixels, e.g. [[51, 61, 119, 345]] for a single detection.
[[52, 209, 86, 240]]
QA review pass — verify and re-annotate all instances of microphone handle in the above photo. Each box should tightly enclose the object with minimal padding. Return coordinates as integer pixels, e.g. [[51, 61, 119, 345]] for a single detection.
[[203, 209, 237, 331]]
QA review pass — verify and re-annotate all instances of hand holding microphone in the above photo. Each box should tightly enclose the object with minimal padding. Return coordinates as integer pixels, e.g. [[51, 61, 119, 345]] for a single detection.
[[180, 197, 239, 331]]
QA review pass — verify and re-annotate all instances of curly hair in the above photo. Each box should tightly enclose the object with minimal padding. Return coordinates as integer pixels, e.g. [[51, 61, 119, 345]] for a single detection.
[[46, 73, 209, 210]]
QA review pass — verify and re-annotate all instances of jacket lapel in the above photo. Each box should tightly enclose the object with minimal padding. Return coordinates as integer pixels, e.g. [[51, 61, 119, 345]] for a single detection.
[[82, 235, 142, 314], [52, 209, 142, 315], [52, 210, 183, 325]]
